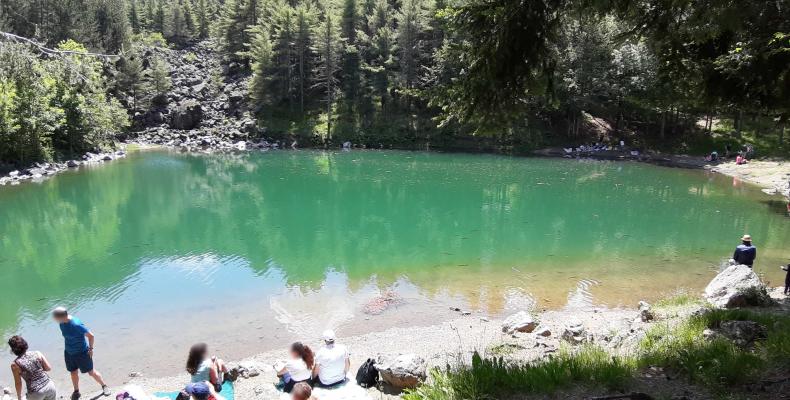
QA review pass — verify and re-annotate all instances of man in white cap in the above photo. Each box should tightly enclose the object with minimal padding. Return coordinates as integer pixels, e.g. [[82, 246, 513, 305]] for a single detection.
[[733, 234, 757, 267], [312, 329, 349, 388]]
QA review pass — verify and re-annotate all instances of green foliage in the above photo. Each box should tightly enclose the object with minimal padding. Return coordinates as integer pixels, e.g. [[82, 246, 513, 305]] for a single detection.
[[639, 309, 790, 389], [0, 40, 128, 165], [404, 347, 634, 400]]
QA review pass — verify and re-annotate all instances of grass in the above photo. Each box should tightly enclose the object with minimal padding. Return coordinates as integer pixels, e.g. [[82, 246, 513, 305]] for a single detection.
[[639, 309, 790, 389], [404, 346, 635, 400], [405, 309, 790, 399]]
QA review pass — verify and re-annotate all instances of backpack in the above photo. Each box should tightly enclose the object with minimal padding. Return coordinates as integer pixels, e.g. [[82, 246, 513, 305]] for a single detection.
[[355, 358, 379, 388]]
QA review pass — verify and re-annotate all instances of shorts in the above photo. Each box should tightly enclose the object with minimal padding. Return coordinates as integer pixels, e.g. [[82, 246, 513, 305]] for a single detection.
[[27, 381, 57, 400], [64, 350, 93, 373]]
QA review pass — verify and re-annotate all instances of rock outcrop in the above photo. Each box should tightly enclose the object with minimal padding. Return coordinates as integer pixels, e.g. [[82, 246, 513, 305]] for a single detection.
[[501, 311, 538, 334], [376, 354, 426, 390], [704, 265, 773, 308]]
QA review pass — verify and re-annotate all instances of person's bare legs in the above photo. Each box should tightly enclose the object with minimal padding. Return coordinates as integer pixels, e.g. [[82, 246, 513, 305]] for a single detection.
[[88, 369, 107, 387], [70, 370, 80, 393]]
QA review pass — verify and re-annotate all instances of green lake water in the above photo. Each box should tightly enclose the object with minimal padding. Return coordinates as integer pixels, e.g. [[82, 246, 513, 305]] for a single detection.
[[1, 150, 788, 384]]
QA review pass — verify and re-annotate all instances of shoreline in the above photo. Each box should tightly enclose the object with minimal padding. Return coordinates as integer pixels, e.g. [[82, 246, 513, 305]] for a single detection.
[[115, 305, 647, 399], [91, 286, 790, 400], [3, 141, 789, 201]]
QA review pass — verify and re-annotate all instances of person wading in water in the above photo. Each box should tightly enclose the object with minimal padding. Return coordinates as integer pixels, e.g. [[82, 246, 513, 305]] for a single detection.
[[732, 234, 757, 268]]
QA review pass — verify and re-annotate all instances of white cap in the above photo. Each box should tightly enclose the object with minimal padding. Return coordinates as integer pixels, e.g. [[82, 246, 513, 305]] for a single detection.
[[322, 329, 336, 342]]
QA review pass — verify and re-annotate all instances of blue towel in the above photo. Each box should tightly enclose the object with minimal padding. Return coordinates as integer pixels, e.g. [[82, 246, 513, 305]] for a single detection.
[[154, 381, 234, 400]]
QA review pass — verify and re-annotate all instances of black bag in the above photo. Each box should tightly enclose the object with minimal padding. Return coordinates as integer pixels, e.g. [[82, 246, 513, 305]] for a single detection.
[[355, 358, 379, 388]]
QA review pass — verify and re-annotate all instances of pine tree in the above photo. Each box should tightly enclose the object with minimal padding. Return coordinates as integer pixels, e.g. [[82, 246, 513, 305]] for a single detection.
[[396, 0, 426, 91], [196, 0, 211, 38], [129, 0, 142, 34], [271, 3, 296, 109], [146, 55, 171, 105], [117, 51, 146, 110], [313, 8, 342, 140], [248, 23, 275, 107], [294, 3, 316, 114]]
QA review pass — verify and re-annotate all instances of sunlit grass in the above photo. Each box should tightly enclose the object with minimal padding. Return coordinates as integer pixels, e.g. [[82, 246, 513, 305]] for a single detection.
[[406, 309, 790, 399]]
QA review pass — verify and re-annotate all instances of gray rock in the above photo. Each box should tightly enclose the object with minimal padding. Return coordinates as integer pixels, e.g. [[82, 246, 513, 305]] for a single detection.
[[376, 354, 426, 390], [702, 328, 719, 341], [502, 311, 538, 334], [718, 320, 767, 347], [170, 99, 203, 130], [9, 170, 19, 177], [561, 321, 587, 344], [67, 160, 79, 168], [638, 301, 654, 322], [534, 326, 552, 337], [227, 360, 266, 379], [704, 265, 773, 308]]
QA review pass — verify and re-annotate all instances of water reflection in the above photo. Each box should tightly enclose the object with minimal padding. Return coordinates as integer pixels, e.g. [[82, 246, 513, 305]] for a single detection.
[[1, 150, 789, 383]]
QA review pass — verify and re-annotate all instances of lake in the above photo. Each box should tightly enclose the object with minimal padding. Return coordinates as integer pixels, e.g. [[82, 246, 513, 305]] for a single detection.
[[1, 150, 787, 385]]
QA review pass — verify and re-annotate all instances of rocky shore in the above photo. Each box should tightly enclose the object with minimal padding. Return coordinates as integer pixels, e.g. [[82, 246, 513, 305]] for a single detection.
[[0, 150, 128, 186], [78, 264, 785, 400]]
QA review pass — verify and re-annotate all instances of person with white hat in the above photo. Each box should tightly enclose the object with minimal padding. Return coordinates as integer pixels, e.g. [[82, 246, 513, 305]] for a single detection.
[[732, 234, 757, 267], [312, 330, 349, 388]]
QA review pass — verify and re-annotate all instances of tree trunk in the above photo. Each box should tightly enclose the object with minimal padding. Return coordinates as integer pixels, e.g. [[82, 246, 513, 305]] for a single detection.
[[660, 110, 666, 140], [735, 109, 742, 138]]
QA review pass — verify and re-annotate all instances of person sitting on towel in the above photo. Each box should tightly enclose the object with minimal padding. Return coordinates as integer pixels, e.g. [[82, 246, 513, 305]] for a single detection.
[[186, 343, 229, 392], [276, 342, 314, 392], [312, 330, 349, 388]]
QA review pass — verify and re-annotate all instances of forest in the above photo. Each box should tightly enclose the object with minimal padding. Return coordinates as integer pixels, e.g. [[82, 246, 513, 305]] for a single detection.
[[0, 0, 788, 166]]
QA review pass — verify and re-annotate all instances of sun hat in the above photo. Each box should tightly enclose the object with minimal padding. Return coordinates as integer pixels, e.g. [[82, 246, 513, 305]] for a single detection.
[[322, 329, 336, 342], [741, 234, 752, 241], [184, 382, 211, 400]]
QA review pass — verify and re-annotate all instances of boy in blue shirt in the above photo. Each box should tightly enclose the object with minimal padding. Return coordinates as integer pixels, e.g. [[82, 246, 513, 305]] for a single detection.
[[52, 307, 110, 399]]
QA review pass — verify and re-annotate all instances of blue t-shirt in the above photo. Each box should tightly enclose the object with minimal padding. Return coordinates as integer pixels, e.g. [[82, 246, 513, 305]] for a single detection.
[[60, 317, 89, 354]]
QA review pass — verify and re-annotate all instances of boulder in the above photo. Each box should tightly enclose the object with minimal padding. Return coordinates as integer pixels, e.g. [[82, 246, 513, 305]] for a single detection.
[[501, 311, 538, 334], [561, 321, 587, 344], [704, 265, 773, 308], [66, 160, 79, 168], [376, 354, 426, 390], [170, 99, 203, 130], [638, 301, 654, 322], [718, 320, 767, 347], [534, 326, 552, 337]]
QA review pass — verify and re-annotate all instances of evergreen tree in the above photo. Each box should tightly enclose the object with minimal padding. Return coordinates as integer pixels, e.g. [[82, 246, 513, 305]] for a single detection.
[[117, 50, 146, 109], [247, 23, 275, 107], [196, 0, 211, 38], [129, 0, 142, 34], [313, 7, 342, 139]]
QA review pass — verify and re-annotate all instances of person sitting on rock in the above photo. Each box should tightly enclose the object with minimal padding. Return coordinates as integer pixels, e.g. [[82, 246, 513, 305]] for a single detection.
[[186, 343, 228, 392], [732, 234, 757, 267], [312, 330, 349, 388], [781, 264, 790, 295], [276, 342, 314, 393]]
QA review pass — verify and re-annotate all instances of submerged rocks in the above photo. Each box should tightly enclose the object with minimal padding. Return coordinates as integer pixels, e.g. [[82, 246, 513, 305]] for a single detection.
[[376, 354, 426, 390], [501, 311, 538, 334], [704, 265, 773, 308]]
